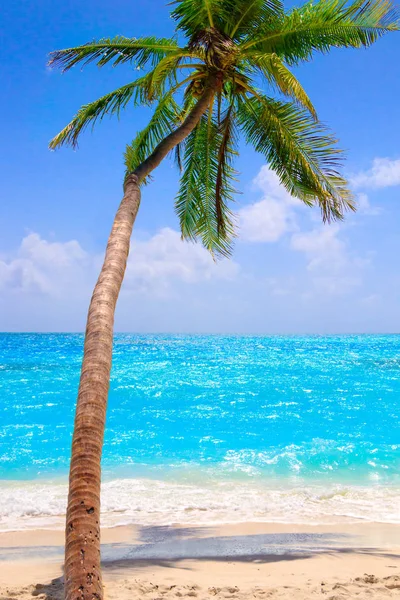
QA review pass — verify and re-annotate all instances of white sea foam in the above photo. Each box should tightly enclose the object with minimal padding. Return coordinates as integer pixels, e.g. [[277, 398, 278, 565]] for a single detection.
[[0, 477, 399, 532]]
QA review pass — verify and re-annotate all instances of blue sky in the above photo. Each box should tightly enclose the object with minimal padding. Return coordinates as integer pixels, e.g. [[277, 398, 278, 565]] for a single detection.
[[1, 0, 400, 333]]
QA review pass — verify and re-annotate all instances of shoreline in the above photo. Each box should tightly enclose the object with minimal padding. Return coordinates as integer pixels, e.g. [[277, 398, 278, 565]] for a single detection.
[[2, 476, 400, 533], [1, 522, 400, 598]]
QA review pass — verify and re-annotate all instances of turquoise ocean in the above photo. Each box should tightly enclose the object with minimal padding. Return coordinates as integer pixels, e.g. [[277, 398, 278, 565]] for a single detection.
[[1, 333, 399, 531]]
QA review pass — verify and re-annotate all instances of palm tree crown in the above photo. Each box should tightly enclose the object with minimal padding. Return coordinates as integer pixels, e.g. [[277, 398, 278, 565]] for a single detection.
[[49, 0, 399, 256]]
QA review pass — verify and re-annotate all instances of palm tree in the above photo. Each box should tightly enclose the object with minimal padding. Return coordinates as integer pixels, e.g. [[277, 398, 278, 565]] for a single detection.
[[49, 0, 398, 598]]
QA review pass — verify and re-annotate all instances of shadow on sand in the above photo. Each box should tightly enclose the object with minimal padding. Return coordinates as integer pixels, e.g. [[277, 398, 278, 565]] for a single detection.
[[2, 525, 399, 599]]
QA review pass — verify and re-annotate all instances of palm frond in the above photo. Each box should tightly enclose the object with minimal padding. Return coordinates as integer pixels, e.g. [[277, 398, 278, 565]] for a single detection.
[[174, 141, 184, 171], [237, 94, 355, 221], [49, 0, 398, 244], [50, 61, 201, 150], [240, 0, 399, 63], [171, 94, 198, 173], [226, 0, 284, 39], [170, 0, 220, 34], [124, 94, 182, 179], [141, 52, 184, 101], [175, 120, 204, 241], [215, 102, 239, 234], [249, 53, 316, 117], [175, 109, 237, 257], [48, 36, 185, 71], [49, 77, 152, 149]]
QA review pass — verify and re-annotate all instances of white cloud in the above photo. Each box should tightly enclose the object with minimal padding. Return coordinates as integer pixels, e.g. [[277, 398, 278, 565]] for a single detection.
[[238, 164, 384, 244], [234, 165, 374, 297], [356, 192, 382, 216], [126, 228, 238, 294], [239, 198, 295, 243], [291, 225, 346, 271], [0, 233, 90, 295], [290, 225, 369, 295], [238, 167, 300, 243], [351, 157, 400, 190], [0, 229, 239, 299], [253, 166, 297, 202]]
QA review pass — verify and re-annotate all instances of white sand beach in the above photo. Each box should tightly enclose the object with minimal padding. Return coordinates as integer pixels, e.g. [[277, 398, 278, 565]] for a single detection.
[[1, 522, 400, 600]]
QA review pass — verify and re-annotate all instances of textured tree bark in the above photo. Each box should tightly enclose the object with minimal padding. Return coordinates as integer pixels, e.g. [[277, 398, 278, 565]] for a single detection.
[[64, 77, 216, 600], [64, 175, 141, 600]]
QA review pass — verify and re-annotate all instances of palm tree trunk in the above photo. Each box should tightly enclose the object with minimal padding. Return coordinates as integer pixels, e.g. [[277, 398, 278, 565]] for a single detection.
[[64, 77, 216, 600]]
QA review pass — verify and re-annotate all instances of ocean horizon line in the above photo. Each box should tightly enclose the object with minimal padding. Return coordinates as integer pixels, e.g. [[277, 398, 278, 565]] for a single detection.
[[1, 331, 400, 337]]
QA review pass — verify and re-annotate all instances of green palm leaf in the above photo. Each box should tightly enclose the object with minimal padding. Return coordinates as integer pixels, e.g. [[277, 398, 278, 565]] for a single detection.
[[141, 52, 184, 101], [170, 0, 220, 34], [246, 53, 316, 117], [175, 109, 237, 257], [174, 119, 206, 242], [48, 36, 185, 71], [237, 94, 355, 221], [49, 63, 197, 150], [215, 102, 238, 235], [49, 77, 153, 149], [241, 0, 399, 63], [227, 0, 284, 39], [50, 0, 398, 256], [124, 94, 183, 181]]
